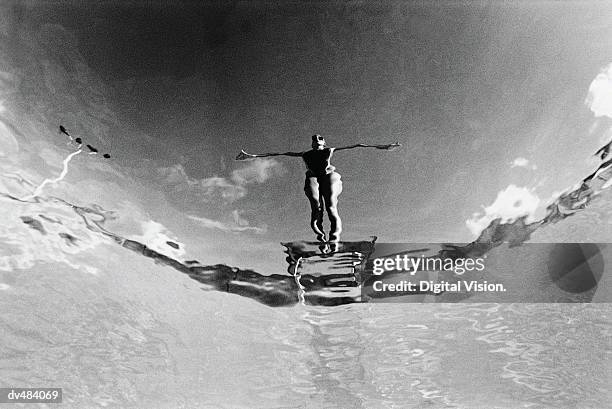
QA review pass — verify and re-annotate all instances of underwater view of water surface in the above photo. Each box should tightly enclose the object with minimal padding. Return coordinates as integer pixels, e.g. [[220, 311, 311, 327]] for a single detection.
[[3, 267, 611, 409], [2, 1, 612, 407]]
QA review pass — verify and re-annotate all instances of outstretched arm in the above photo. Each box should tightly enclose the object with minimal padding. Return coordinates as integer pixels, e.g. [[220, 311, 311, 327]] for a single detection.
[[334, 142, 401, 152], [236, 149, 303, 160]]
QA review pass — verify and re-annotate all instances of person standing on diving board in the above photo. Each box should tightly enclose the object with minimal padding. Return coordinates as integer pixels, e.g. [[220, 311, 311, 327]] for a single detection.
[[236, 134, 400, 243]]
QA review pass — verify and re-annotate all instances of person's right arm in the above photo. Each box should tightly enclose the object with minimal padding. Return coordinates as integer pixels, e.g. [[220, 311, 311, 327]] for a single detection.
[[236, 149, 303, 160]]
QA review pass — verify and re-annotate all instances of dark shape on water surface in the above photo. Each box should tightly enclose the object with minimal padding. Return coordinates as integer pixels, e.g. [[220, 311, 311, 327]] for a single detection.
[[117, 238, 298, 306], [59, 232, 78, 246], [20, 216, 46, 235], [39, 214, 62, 224], [58, 124, 109, 157], [595, 141, 611, 160], [447, 216, 541, 258], [166, 241, 179, 250], [83, 143, 110, 158]]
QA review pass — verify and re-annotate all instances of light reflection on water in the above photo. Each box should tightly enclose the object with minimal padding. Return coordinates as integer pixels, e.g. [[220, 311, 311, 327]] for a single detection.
[[1, 263, 610, 408], [273, 303, 611, 409]]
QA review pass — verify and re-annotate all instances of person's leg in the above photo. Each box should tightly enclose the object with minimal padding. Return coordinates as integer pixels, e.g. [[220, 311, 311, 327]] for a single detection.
[[304, 176, 326, 242], [321, 172, 343, 242]]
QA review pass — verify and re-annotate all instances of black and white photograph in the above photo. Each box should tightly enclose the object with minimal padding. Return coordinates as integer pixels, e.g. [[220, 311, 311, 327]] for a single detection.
[[0, 1, 611, 407]]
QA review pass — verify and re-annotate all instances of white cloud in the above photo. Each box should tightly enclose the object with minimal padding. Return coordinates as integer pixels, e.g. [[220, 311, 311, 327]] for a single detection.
[[510, 157, 537, 170], [466, 185, 540, 236], [188, 214, 267, 234], [192, 176, 246, 202], [155, 158, 284, 203], [585, 63, 612, 118], [230, 158, 284, 185], [152, 158, 280, 236]]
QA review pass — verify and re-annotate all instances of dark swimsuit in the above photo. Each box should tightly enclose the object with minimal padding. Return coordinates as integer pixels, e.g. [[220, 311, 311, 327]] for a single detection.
[[302, 147, 336, 178]]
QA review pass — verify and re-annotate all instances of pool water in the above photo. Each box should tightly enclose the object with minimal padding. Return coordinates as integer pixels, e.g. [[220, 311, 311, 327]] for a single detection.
[[1, 250, 609, 408]]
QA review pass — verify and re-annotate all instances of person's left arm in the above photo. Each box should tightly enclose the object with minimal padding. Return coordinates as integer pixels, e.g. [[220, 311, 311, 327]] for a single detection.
[[334, 142, 401, 151]]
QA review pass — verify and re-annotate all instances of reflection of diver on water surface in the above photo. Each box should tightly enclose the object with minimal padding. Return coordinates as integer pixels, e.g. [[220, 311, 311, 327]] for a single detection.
[[236, 134, 400, 243]]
